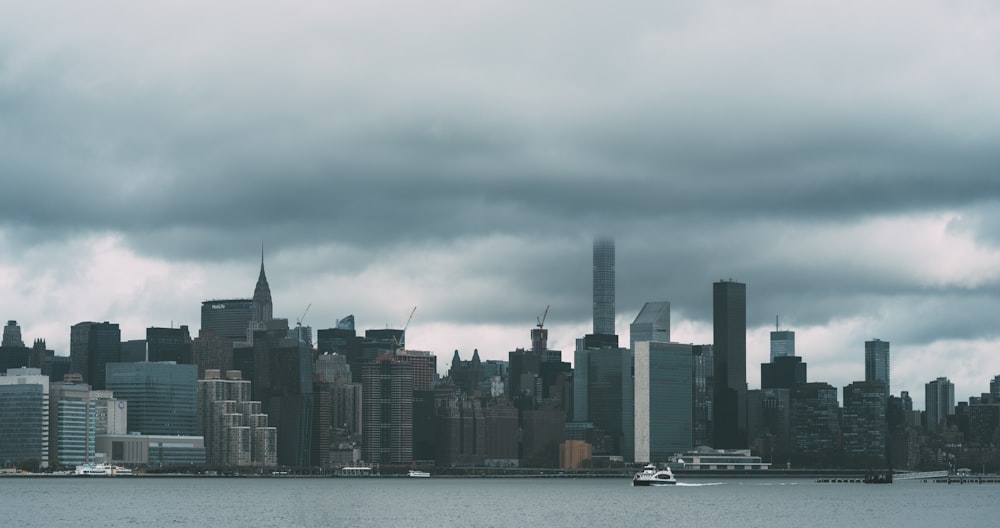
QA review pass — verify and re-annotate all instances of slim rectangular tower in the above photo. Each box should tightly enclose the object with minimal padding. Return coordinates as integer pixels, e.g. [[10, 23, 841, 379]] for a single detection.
[[713, 280, 747, 449], [634, 341, 693, 462], [592, 238, 616, 335], [864, 339, 890, 394]]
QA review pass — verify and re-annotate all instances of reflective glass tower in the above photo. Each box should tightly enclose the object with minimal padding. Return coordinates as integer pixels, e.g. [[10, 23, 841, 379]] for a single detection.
[[864, 339, 890, 394]]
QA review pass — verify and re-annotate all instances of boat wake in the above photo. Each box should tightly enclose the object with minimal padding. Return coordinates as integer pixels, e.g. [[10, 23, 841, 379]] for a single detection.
[[675, 482, 723, 487]]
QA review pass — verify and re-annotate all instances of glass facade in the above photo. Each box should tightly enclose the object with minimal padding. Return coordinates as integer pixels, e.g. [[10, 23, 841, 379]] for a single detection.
[[54, 399, 96, 465], [0, 374, 49, 468], [634, 341, 692, 463], [106, 362, 198, 436]]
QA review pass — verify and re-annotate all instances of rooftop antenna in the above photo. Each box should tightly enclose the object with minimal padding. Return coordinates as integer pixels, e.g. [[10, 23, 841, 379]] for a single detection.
[[776, 315, 779, 332]]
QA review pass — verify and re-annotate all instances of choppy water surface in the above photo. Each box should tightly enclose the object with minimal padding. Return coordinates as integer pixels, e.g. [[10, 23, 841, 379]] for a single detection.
[[1, 476, 994, 528]]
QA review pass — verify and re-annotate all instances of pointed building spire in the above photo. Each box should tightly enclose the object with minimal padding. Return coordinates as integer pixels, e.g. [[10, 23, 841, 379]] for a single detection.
[[253, 245, 273, 324]]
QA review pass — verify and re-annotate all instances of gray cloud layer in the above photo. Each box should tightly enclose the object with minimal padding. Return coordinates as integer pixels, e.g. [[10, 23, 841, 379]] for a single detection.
[[2, 1, 1000, 404]]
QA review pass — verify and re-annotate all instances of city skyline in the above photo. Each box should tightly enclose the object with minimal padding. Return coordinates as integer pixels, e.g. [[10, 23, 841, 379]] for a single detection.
[[3, 1, 1000, 410]]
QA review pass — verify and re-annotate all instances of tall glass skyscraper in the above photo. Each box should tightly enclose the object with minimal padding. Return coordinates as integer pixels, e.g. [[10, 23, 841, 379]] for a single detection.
[[713, 280, 747, 449], [592, 238, 615, 335], [865, 339, 890, 394]]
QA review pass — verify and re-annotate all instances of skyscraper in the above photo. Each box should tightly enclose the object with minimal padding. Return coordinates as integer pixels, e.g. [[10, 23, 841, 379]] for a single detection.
[[865, 339, 890, 393], [106, 362, 198, 436], [362, 355, 413, 464], [147, 326, 193, 364], [769, 324, 795, 361], [925, 377, 955, 432], [200, 299, 254, 342], [629, 302, 670, 351], [713, 280, 747, 449], [252, 250, 273, 326], [0, 368, 49, 469], [70, 322, 121, 391], [592, 238, 615, 335], [634, 341, 692, 462], [2, 320, 24, 347], [841, 381, 888, 463]]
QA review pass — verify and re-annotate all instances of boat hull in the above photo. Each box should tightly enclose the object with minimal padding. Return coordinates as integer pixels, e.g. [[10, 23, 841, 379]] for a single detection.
[[632, 479, 677, 486]]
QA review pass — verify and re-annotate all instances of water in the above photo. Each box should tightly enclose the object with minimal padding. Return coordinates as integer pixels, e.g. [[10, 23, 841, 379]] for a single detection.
[[1, 476, 995, 527]]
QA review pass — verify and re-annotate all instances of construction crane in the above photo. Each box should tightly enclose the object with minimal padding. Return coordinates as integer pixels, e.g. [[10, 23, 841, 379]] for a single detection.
[[295, 303, 312, 346], [536, 305, 550, 329], [402, 306, 417, 332], [393, 306, 417, 351], [296, 303, 312, 328]]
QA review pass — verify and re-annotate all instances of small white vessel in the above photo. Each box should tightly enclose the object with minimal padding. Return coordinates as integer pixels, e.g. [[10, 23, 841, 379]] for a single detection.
[[75, 464, 132, 476], [632, 464, 677, 486], [337, 466, 374, 477], [407, 470, 431, 478]]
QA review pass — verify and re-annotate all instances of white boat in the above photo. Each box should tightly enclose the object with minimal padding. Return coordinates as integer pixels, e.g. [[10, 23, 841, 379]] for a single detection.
[[75, 464, 132, 476], [75, 464, 113, 476], [337, 466, 373, 477], [632, 464, 677, 486], [407, 470, 431, 478]]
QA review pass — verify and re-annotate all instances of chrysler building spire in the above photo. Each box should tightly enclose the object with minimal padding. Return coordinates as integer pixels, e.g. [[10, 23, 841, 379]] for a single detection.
[[252, 245, 273, 324]]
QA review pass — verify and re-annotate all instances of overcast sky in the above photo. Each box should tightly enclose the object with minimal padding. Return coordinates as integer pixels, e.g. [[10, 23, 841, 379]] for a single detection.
[[3, 1, 1000, 409]]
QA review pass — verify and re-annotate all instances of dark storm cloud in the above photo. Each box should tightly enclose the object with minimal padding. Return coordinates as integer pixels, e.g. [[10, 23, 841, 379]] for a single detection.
[[3, 0, 1000, 404]]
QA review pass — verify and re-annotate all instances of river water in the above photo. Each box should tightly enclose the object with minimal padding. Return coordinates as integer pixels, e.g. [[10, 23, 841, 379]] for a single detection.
[[1, 476, 994, 527]]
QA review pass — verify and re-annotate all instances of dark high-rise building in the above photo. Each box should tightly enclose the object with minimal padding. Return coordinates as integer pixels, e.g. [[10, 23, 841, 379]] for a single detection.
[[865, 339, 890, 394], [120, 340, 147, 363], [147, 326, 193, 364], [394, 350, 437, 392], [925, 377, 955, 432], [692, 344, 714, 447], [450, 349, 485, 396], [434, 392, 486, 467], [362, 355, 413, 464], [579, 347, 633, 459], [592, 238, 615, 335], [507, 349, 538, 405], [317, 327, 364, 383], [2, 320, 24, 347], [761, 356, 807, 390], [70, 322, 121, 390], [106, 362, 198, 436], [770, 330, 795, 361], [713, 280, 747, 449], [0, 369, 49, 469], [201, 299, 254, 342], [842, 381, 888, 465], [192, 330, 234, 379], [747, 388, 791, 464], [521, 406, 566, 468], [790, 382, 840, 462], [1, 321, 31, 374], [251, 321, 314, 467]]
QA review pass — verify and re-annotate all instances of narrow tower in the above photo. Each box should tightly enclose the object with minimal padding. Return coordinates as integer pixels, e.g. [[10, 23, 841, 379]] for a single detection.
[[713, 280, 747, 449], [592, 238, 615, 335]]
